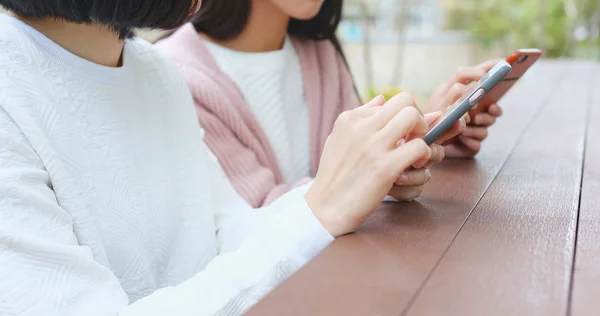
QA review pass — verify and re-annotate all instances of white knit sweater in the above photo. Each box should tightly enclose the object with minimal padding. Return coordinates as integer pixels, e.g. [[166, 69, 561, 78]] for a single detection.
[[0, 14, 332, 316], [204, 37, 311, 185]]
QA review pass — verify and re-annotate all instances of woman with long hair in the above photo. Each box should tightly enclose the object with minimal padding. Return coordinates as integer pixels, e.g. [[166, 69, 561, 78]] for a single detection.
[[158, 0, 502, 208]]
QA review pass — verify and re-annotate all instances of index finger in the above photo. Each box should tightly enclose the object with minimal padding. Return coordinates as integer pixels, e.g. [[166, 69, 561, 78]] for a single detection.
[[476, 59, 502, 72], [369, 92, 420, 130], [379, 106, 429, 147], [450, 67, 486, 86], [449, 59, 501, 86]]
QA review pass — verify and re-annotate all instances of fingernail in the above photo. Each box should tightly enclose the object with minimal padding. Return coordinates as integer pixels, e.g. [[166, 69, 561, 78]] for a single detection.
[[460, 118, 466, 130], [425, 168, 431, 181], [374, 95, 385, 103], [398, 173, 409, 184], [397, 138, 406, 147]]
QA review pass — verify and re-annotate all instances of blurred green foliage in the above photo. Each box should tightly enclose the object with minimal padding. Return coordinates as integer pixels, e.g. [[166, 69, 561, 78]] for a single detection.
[[365, 86, 404, 102], [444, 0, 600, 58], [363, 87, 428, 106]]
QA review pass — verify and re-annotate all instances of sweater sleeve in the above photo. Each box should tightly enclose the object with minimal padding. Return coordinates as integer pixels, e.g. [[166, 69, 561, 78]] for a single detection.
[[125, 145, 333, 316], [0, 108, 333, 316]]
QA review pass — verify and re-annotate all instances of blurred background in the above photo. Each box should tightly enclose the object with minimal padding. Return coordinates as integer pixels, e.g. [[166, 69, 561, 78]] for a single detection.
[[338, 0, 600, 100]]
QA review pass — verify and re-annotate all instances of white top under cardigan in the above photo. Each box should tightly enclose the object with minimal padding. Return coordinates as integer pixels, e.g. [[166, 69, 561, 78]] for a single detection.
[[204, 37, 311, 185], [0, 15, 332, 316]]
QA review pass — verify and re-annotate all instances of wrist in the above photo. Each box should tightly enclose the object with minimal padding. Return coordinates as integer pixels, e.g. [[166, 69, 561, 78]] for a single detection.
[[304, 188, 345, 238]]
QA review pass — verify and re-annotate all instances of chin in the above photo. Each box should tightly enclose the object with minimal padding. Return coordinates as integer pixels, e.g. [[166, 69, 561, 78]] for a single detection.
[[287, 0, 324, 20], [291, 7, 322, 20]]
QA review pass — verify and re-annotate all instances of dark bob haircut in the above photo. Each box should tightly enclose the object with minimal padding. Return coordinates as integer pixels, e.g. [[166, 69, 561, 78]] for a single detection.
[[0, 0, 199, 38], [192, 0, 358, 96]]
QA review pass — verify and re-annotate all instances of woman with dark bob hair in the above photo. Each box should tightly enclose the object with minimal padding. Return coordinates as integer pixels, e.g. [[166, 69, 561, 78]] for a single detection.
[[158, 0, 505, 208], [0, 0, 452, 315]]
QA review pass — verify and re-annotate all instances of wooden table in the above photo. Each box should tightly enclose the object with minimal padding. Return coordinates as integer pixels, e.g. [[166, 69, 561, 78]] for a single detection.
[[247, 61, 600, 316]]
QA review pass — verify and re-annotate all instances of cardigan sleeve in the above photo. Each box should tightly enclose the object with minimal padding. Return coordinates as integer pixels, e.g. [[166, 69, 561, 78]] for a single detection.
[[337, 50, 362, 112]]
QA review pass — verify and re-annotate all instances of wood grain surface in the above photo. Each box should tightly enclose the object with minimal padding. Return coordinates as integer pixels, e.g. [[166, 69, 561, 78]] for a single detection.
[[571, 63, 600, 316], [246, 61, 596, 316], [406, 61, 592, 316]]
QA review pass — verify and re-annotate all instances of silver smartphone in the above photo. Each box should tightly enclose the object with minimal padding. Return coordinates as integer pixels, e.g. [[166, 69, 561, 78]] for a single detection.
[[424, 60, 512, 145]]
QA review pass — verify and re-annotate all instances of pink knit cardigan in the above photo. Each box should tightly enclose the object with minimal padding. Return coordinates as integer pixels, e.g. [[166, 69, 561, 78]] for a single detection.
[[157, 23, 360, 207]]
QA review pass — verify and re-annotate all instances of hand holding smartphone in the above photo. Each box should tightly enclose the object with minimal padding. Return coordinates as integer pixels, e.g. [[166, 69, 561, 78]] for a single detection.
[[424, 60, 512, 145], [424, 49, 542, 146]]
